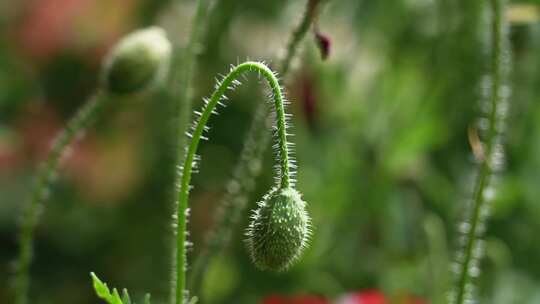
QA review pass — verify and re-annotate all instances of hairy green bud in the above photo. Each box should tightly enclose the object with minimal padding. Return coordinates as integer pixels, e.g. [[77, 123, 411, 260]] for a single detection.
[[246, 187, 311, 271], [102, 26, 171, 95]]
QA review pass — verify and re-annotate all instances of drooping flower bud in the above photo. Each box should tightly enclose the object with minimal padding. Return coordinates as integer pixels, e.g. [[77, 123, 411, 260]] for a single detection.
[[102, 27, 171, 95], [314, 29, 331, 60], [246, 187, 311, 271]]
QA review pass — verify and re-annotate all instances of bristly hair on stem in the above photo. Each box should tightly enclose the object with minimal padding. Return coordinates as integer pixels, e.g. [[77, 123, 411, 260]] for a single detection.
[[450, 0, 511, 303], [187, 0, 329, 296], [168, 0, 211, 124], [281, 0, 328, 75], [13, 92, 108, 304], [187, 102, 271, 293], [13, 27, 172, 304], [168, 1, 212, 302], [173, 61, 309, 304]]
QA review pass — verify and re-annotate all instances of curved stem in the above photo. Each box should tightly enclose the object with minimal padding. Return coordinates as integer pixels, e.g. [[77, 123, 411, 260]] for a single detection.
[[174, 61, 291, 304], [14, 92, 107, 304], [187, 0, 329, 295], [454, 0, 507, 303], [187, 103, 270, 293]]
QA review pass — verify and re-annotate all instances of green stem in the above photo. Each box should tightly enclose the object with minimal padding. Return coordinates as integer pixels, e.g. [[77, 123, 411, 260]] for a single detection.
[[13, 92, 107, 304], [281, 0, 323, 75], [174, 0, 211, 120], [454, 0, 507, 303], [187, 0, 328, 295], [168, 0, 211, 153], [169, 1, 212, 302], [187, 103, 270, 293], [174, 61, 291, 304]]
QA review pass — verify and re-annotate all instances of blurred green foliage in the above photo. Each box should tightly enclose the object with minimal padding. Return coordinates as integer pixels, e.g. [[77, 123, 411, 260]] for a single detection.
[[2, 0, 540, 303]]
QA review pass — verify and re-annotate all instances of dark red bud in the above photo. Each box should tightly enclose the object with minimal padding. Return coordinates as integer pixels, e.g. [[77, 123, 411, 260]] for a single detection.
[[314, 30, 331, 60]]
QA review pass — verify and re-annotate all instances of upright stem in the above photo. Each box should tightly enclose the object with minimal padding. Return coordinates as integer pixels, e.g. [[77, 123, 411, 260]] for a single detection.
[[174, 0, 211, 120], [14, 92, 107, 304], [454, 0, 507, 303], [174, 62, 291, 304], [169, 0, 212, 167], [169, 1, 212, 302]]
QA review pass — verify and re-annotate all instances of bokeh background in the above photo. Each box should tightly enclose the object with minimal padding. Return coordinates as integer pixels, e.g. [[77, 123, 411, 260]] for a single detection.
[[2, 0, 540, 303]]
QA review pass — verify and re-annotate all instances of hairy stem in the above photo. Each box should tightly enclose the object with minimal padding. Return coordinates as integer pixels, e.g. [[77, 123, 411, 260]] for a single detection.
[[169, 0, 212, 302], [168, 0, 212, 154], [174, 0, 211, 120], [453, 0, 508, 303], [281, 0, 324, 75], [187, 103, 270, 293], [13, 92, 107, 304], [174, 61, 292, 304], [187, 0, 327, 295]]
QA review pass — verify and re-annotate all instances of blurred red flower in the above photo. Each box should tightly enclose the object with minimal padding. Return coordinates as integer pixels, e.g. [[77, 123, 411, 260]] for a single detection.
[[262, 294, 329, 304], [335, 290, 386, 304], [336, 290, 427, 304], [263, 289, 427, 304]]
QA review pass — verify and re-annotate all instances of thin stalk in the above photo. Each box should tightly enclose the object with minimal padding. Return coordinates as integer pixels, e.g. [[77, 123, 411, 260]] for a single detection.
[[174, 61, 292, 304], [281, 0, 325, 75], [453, 0, 508, 303], [13, 92, 108, 304], [168, 0, 211, 151], [173, 0, 211, 119], [188, 0, 328, 294], [187, 102, 270, 293], [169, 0, 212, 302]]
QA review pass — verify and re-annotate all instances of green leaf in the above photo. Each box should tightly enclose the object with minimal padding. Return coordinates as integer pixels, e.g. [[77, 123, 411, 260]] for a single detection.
[[122, 289, 132, 304], [90, 272, 151, 304], [90, 272, 123, 304]]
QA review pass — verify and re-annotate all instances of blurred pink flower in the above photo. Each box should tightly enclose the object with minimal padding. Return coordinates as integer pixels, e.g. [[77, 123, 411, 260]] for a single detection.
[[15, 0, 136, 60], [17, 0, 92, 59]]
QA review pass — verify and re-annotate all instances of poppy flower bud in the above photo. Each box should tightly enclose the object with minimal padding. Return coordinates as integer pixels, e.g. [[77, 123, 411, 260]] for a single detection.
[[246, 187, 311, 271], [314, 30, 331, 60], [102, 27, 171, 95]]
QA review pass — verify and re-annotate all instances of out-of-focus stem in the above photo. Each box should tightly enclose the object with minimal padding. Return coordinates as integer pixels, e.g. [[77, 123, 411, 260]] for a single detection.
[[453, 0, 509, 303], [13, 92, 107, 304]]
